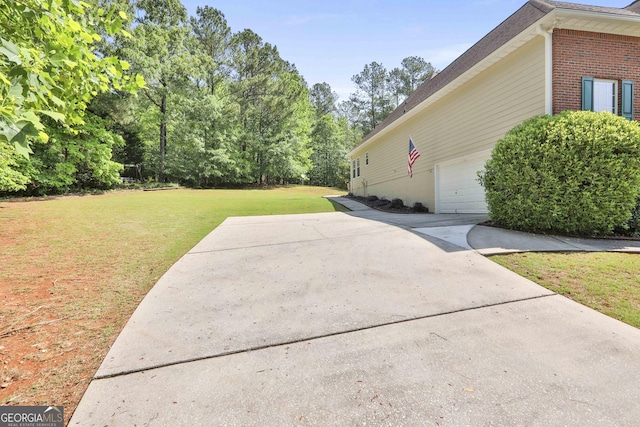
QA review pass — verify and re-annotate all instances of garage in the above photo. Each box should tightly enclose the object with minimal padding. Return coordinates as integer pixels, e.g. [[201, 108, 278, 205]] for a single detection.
[[436, 151, 490, 214]]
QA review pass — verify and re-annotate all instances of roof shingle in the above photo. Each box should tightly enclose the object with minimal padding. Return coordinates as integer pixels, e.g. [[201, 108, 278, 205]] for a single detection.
[[353, 0, 640, 149]]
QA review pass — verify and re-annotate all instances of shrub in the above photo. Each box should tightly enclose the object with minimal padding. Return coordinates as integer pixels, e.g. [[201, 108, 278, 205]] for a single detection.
[[3, 113, 125, 196], [615, 197, 640, 237], [373, 198, 389, 208], [478, 111, 640, 236], [412, 202, 428, 213], [0, 143, 30, 192], [390, 198, 405, 208]]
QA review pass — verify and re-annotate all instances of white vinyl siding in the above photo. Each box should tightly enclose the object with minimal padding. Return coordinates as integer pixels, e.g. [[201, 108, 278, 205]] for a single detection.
[[350, 37, 545, 210]]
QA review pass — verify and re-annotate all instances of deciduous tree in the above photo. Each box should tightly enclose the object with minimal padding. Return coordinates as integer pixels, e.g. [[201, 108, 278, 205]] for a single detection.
[[120, 0, 206, 181], [0, 0, 142, 156], [229, 30, 313, 184]]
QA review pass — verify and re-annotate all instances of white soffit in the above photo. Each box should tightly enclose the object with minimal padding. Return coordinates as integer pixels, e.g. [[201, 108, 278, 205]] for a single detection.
[[554, 9, 640, 37]]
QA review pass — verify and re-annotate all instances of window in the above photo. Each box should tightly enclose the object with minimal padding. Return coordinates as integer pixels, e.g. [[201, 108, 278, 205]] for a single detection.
[[594, 80, 617, 114], [352, 160, 356, 178], [582, 77, 634, 120], [365, 152, 369, 166], [356, 158, 361, 177]]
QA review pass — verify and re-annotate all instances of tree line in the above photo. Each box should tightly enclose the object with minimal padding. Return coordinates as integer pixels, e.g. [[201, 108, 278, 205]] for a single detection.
[[346, 57, 435, 136], [0, 0, 436, 194]]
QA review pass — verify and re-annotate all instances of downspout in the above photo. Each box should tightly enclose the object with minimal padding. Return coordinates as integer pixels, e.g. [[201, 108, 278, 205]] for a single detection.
[[349, 158, 354, 195], [537, 24, 553, 115]]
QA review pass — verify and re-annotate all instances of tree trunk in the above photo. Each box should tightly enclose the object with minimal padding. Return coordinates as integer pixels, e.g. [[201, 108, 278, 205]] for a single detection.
[[159, 94, 167, 182]]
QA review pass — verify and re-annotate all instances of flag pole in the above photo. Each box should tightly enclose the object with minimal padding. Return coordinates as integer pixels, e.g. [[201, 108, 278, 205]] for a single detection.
[[408, 136, 412, 180], [407, 136, 410, 200], [407, 135, 421, 180]]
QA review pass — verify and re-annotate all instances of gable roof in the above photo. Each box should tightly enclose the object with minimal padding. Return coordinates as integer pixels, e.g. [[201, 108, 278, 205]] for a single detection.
[[350, 0, 640, 153], [627, 0, 640, 13]]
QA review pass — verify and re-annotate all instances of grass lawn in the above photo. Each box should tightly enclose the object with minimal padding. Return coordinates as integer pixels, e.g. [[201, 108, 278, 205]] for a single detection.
[[490, 252, 640, 328], [0, 186, 347, 423]]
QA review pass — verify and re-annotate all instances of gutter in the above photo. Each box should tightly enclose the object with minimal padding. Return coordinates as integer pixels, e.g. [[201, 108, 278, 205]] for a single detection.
[[554, 7, 640, 24], [536, 24, 553, 115]]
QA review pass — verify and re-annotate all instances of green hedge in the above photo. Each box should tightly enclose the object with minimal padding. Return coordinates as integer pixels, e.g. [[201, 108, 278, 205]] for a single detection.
[[479, 111, 640, 236], [615, 197, 640, 237]]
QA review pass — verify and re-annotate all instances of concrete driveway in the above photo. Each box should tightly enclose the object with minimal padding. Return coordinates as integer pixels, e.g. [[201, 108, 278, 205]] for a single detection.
[[70, 208, 640, 426]]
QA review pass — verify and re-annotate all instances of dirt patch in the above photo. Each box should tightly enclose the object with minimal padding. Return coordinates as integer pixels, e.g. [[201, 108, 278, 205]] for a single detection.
[[0, 260, 120, 423], [0, 202, 134, 424]]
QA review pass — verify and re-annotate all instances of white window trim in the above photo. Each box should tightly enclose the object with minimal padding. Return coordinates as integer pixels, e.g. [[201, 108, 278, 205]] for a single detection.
[[593, 79, 618, 115]]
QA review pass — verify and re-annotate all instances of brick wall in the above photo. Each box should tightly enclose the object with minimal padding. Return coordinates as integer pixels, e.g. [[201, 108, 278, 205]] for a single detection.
[[552, 29, 640, 120]]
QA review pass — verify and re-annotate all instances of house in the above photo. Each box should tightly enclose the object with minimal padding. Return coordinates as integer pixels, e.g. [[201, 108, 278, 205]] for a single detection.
[[348, 0, 640, 214]]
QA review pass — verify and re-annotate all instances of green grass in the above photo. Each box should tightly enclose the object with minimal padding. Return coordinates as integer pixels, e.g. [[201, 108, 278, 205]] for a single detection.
[[3, 187, 639, 416], [490, 252, 640, 328], [2, 186, 348, 286], [0, 186, 347, 417], [2, 186, 350, 312]]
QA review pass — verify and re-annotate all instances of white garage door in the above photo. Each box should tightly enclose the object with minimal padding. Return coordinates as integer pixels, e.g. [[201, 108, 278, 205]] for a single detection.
[[437, 152, 489, 214]]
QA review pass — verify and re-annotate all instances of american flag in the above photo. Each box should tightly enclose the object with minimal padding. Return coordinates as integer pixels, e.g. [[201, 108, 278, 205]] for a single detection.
[[408, 138, 421, 178]]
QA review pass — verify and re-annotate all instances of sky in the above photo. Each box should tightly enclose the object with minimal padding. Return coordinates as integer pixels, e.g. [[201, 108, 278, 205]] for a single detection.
[[180, 0, 631, 102]]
